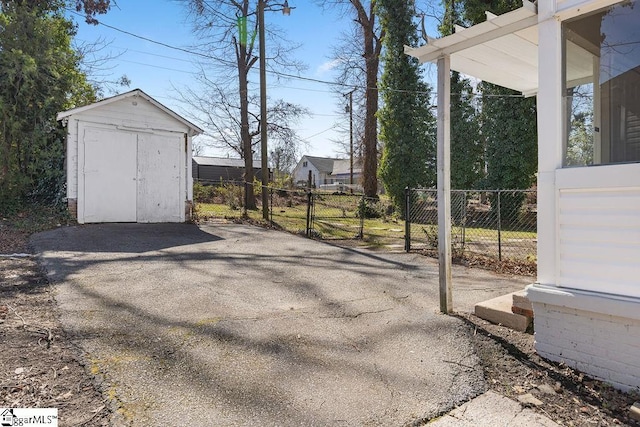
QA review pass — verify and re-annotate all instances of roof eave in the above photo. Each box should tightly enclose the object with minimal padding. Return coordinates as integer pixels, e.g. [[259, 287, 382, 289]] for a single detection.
[[57, 89, 204, 135]]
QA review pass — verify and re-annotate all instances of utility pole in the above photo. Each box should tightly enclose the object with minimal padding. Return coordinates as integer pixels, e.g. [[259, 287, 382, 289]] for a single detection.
[[345, 88, 356, 192], [258, 0, 269, 221], [258, 0, 291, 221]]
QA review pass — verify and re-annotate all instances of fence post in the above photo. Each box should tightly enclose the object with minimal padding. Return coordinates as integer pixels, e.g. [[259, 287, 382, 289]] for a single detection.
[[269, 187, 273, 225], [404, 187, 411, 252], [461, 191, 467, 251], [243, 181, 249, 217], [358, 195, 364, 239], [497, 190, 502, 261], [305, 191, 312, 237]]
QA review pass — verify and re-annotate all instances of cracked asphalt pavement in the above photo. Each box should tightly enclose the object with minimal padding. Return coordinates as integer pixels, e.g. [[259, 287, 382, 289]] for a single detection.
[[31, 223, 528, 426]]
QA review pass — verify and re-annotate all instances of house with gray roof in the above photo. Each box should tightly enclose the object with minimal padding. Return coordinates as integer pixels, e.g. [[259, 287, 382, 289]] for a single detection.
[[292, 156, 362, 190]]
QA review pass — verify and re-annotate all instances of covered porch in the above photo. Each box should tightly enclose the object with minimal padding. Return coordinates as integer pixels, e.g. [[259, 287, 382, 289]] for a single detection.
[[406, 0, 640, 391]]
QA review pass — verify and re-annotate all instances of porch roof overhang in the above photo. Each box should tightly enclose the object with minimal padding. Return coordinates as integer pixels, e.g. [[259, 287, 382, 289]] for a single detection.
[[405, 1, 539, 96]]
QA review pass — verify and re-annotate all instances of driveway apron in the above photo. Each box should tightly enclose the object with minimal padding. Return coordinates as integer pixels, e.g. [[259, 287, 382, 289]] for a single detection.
[[31, 223, 525, 426]]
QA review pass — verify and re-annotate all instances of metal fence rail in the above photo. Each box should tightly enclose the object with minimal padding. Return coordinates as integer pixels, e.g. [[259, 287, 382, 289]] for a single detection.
[[407, 189, 537, 262]]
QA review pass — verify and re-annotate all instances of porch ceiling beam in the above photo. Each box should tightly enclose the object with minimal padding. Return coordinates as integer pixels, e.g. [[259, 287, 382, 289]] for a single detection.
[[410, 15, 538, 64], [405, 1, 538, 65]]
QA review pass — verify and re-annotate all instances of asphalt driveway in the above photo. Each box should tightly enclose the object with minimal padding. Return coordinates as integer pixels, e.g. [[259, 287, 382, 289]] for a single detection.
[[31, 223, 529, 426]]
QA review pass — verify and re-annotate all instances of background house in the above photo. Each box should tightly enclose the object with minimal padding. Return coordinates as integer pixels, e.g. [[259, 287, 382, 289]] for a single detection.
[[292, 156, 362, 191], [331, 159, 363, 185], [407, 0, 640, 391], [292, 156, 335, 187], [58, 89, 203, 224], [192, 156, 268, 184]]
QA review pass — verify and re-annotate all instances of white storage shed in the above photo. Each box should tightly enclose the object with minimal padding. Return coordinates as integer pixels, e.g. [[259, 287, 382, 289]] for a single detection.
[[58, 89, 203, 224]]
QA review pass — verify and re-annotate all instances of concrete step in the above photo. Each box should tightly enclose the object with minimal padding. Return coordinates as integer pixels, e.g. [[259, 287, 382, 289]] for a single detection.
[[475, 292, 532, 332]]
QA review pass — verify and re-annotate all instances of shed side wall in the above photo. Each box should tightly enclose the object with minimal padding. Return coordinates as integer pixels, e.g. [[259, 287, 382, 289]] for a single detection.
[[67, 119, 80, 201]]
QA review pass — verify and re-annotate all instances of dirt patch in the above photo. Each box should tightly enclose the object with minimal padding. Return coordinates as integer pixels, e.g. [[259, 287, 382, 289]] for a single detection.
[[0, 226, 29, 254], [1, 226, 113, 425], [418, 248, 537, 276], [461, 313, 640, 426]]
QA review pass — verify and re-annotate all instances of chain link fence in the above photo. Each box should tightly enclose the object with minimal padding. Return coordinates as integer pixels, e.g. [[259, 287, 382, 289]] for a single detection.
[[194, 181, 405, 245], [193, 180, 537, 265], [407, 189, 537, 262], [307, 193, 403, 245], [193, 180, 246, 219]]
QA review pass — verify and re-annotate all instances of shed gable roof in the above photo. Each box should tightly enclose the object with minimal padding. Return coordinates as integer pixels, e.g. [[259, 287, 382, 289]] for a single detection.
[[57, 89, 204, 135], [193, 156, 262, 169]]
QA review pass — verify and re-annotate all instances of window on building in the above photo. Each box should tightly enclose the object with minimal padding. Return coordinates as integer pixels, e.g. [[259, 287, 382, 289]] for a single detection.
[[303, 161, 308, 167], [563, 0, 640, 167]]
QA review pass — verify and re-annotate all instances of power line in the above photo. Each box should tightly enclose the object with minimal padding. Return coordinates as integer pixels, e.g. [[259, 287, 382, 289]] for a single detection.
[[75, 40, 194, 62], [119, 59, 196, 74], [67, 8, 347, 87], [68, 9, 529, 100], [302, 125, 337, 140]]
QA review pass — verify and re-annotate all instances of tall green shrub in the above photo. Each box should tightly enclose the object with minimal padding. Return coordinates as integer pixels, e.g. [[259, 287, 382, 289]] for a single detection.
[[378, 0, 436, 217], [0, 1, 96, 212]]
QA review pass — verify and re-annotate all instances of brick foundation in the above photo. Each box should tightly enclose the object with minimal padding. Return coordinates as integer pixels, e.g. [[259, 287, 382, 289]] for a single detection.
[[185, 200, 193, 222], [528, 285, 640, 391], [67, 198, 78, 219]]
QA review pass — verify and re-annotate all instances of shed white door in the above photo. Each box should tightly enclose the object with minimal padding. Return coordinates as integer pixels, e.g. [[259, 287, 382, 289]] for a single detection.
[[83, 126, 138, 223], [80, 125, 184, 223], [136, 133, 183, 223]]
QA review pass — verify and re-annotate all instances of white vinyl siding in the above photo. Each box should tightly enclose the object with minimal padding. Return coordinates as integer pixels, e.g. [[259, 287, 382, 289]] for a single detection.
[[556, 164, 640, 298], [67, 96, 191, 200]]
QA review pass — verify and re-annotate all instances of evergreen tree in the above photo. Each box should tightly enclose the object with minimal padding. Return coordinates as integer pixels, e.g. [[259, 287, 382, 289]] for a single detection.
[[0, 0, 97, 211], [378, 0, 436, 216], [439, 0, 484, 190], [461, 0, 538, 214], [480, 82, 537, 215]]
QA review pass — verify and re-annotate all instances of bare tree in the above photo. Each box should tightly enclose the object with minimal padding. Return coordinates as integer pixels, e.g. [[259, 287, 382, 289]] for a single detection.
[[178, 0, 306, 210], [74, 37, 131, 97], [317, 0, 383, 197], [328, 27, 367, 161]]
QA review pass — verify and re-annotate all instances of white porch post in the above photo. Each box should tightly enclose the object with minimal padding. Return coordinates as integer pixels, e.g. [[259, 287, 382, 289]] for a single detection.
[[437, 55, 453, 313], [535, 0, 563, 286]]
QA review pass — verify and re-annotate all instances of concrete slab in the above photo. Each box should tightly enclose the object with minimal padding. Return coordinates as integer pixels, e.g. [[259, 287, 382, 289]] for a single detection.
[[428, 391, 560, 426], [475, 292, 532, 332]]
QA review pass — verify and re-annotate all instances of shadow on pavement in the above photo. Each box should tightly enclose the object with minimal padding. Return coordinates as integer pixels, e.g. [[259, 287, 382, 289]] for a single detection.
[[31, 223, 221, 254]]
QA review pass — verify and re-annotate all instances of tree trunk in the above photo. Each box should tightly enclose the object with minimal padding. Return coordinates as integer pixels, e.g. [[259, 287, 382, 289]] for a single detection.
[[363, 48, 379, 198], [352, 0, 382, 198]]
